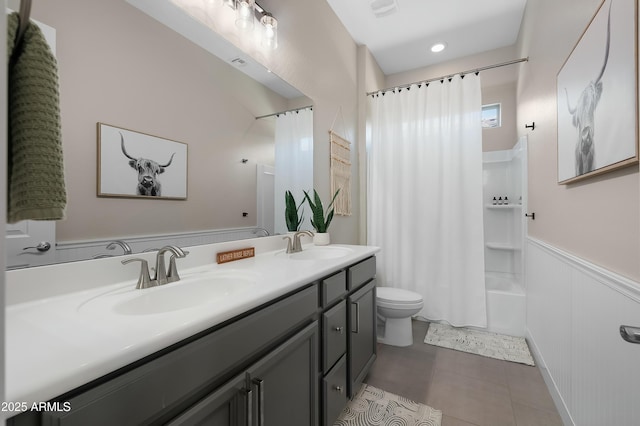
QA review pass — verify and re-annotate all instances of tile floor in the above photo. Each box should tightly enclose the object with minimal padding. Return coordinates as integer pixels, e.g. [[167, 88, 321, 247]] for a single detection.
[[365, 320, 564, 426]]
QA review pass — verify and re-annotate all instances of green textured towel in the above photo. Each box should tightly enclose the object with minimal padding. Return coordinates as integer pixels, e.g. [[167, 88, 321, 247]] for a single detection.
[[7, 12, 66, 223]]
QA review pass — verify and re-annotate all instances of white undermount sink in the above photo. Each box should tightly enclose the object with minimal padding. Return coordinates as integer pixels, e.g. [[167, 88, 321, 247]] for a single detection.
[[278, 246, 354, 260], [78, 270, 259, 316]]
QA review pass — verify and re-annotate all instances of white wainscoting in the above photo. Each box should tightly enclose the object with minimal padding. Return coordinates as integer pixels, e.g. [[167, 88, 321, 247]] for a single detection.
[[526, 238, 640, 426], [55, 227, 266, 263]]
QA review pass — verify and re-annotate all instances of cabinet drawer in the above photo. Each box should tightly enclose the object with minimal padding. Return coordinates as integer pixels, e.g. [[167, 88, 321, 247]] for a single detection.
[[321, 271, 346, 307], [323, 355, 348, 426], [322, 301, 347, 374], [347, 257, 376, 291], [41, 285, 318, 426]]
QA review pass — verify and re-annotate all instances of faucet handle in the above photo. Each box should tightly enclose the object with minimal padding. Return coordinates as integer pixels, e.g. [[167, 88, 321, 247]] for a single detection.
[[167, 250, 189, 283], [122, 258, 157, 289], [292, 230, 314, 252], [282, 236, 293, 254]]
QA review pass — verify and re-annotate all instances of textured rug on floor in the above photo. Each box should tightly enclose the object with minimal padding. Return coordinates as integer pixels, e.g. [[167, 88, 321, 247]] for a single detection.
[[424, 322, 535, 366], [334, 384, 442, 426]]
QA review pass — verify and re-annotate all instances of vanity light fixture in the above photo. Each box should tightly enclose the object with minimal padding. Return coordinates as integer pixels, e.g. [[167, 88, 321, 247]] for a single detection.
[[430, 42, 447, 53], [235, 0, 255, 31], [227, 0, 279, 49], [260, 13, 278, 49]]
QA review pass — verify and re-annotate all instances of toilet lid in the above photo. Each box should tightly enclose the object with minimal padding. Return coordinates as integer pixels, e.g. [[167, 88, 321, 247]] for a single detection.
[[377, 287, 423, 304]]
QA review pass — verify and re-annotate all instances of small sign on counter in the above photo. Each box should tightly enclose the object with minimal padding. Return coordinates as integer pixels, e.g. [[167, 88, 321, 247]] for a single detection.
[[216, 247, 255, 264]]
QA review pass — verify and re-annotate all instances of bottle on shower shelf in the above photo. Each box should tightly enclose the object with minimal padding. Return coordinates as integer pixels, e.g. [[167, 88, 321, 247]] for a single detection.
[[504, 196, 509, 205], [492, 197, 497, 205], [498, 197, 503, 205]]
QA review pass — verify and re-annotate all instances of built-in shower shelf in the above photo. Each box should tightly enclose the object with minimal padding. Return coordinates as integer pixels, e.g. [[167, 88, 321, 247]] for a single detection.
[[486, 242, 520, 251], [485, 204, 522, 209]]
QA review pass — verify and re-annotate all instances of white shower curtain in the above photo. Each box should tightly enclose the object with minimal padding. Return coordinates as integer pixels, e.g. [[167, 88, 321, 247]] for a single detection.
[[274, 108, 313, 235], [367, 74, 487, 328]]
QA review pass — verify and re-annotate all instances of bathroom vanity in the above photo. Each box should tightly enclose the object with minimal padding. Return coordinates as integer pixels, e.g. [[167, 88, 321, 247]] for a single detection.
[[5, 240, 378, 426]]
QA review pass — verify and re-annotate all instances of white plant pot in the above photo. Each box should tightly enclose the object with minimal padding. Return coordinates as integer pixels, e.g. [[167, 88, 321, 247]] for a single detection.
[[313, 232, 330, 246]]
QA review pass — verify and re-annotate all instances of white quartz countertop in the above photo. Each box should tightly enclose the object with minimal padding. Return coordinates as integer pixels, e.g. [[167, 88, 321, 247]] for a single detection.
[[5, 241, 379, 409]]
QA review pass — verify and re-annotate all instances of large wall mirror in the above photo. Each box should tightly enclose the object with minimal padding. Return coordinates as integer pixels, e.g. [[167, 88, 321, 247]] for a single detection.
[[6, 0, 313, 269]]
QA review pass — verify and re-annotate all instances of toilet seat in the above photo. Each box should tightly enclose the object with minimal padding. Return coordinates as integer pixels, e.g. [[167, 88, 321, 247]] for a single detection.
[[377, 287, 423, 304]]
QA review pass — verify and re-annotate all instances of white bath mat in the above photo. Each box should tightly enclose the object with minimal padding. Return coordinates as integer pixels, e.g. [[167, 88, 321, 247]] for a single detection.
[[334, 384, 442, 426], [424, 322, 535, 366]]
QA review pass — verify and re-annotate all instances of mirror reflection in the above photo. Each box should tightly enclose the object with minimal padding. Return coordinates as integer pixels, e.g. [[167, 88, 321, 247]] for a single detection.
[[5, 0, 313, 269]]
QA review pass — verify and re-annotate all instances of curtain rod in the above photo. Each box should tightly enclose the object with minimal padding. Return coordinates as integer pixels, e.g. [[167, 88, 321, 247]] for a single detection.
[[366, 57, 528, 96], [255, 105, 313, 120]]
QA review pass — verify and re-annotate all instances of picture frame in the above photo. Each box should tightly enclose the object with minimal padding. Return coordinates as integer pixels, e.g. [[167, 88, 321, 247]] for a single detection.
[[557, 0, 638, 184], [97, 123, 188, 199]]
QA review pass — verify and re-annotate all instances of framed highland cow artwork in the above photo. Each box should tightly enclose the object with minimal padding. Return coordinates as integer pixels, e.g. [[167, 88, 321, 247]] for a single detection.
[[97, 123, 188, 199], [557, 0, 638, 184]]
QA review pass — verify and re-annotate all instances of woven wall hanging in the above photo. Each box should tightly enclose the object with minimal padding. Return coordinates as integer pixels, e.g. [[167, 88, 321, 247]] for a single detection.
[[329, 130, 352, 216]]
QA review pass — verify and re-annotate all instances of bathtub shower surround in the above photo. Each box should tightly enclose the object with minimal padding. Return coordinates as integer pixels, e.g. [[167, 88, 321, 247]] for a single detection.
[[367, 73, 487, 328], [482, 137, 527, 336]]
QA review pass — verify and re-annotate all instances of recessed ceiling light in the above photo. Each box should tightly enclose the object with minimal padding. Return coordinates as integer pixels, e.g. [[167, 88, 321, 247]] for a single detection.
[[431, 42, 447, 53], [370, 0, 398, 18]]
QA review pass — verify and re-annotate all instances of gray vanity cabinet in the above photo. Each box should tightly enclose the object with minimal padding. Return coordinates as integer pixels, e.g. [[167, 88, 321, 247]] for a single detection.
[[170, 322, 318, 426], [245, 322, 318, 426], [319, 256, 377, 426], [166, 373, 248, 426], [347, 257, 377, 397], [8, 255, 377, 426], [10, 284, 318, 426], [319, 271, 348, 426]]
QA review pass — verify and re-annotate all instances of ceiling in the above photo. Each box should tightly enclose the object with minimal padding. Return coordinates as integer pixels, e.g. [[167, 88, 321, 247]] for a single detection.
[[326, 0, 527, 75]]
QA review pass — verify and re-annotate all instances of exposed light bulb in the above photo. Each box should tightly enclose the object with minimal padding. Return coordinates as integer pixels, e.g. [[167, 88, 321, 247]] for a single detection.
[[260, 13, 278, 49], [235, 0, 255, 31]]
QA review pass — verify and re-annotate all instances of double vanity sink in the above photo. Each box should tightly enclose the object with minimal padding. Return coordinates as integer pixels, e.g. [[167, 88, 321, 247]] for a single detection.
[[6, 239, 378, 425]]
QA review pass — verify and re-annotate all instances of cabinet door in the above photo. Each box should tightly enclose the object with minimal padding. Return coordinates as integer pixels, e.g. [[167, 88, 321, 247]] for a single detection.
[[167, 373, 247, 426], [247, 322, 319, 426], [348, 280, 377, 397]]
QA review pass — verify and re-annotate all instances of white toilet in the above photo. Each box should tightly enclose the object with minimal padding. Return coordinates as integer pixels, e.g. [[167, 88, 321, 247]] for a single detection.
[[376, 287, 424, 347]]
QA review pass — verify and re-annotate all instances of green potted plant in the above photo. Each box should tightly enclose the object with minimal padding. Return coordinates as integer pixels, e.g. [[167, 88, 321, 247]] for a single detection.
[[284, 190, 304, 232], [303, 188, 339, 245]]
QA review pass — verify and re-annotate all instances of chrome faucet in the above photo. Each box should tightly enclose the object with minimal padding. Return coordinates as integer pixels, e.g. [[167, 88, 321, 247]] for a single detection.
[[106, 240, 132, 255], [283, 230, 314, 254], [122, 258, 157, 289], [93, 240, 133, 258], [121, 245, 188, 289], [252, 227, 270, 237], [154, 245, 188, 285]]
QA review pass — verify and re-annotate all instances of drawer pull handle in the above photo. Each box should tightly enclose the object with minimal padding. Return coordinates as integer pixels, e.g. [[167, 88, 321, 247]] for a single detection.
[[245, 388, 252, 426], [620, 325, 640, 344], [253, 379, 264, 426], [334, 385, 344, 393], [352, 302, 360, 333], [334, 326, 344, 334]]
